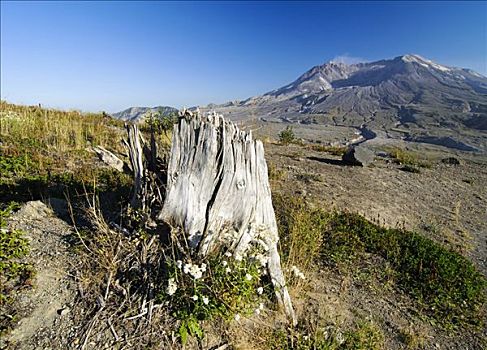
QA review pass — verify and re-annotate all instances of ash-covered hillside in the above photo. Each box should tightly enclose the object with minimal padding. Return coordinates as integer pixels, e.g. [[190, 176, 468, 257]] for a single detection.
[[203, 54, 487, 152]]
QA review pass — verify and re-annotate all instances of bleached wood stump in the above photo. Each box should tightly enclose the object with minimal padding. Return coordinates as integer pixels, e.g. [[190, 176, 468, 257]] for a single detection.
[[159, 110, 296, 324], [124, 124, 146, 210]]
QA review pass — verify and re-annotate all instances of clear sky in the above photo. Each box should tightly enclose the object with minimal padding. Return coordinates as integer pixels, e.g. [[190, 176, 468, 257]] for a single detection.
[[1, 1, 486, 112]]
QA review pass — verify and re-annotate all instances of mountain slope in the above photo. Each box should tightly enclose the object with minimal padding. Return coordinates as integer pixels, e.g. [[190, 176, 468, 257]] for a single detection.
[[203, 54, 487, 151], [112, 106, 178, 122]]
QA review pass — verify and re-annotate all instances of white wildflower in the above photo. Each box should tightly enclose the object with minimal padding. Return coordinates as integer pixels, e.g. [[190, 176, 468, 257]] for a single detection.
[[202, 296, 209, 305], [255, 254, 268, 267], [191, 295, 198, 301], [222, 260, 228, 267], [254, 308, 261, 315], [176, 260, 182, 269], [291, 265, 305, 280], [257, 287, 264, 294], [335, 331, 345, 345], [234, 313, 241, 321], [245, 274, 252, 281], [191, 268, 203, 279], [183, 262, 205, 279], [224, 251, 232, 257], [166, 278, 177, 296], [235, 254, 243, 262], [225, 267, 231, 273]]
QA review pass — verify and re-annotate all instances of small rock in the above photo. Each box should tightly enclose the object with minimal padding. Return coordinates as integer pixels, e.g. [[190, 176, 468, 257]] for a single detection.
[[18, 201, 53, 221], [57, 307, 70, 316], [375, 151, 390, 158], [93, 146, 125, 172], [441, 157, 461, 165], [342, 146, 375, 167]]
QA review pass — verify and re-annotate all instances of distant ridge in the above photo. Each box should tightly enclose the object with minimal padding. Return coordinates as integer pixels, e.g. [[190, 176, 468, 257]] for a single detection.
[[112, 106, 178, 122]]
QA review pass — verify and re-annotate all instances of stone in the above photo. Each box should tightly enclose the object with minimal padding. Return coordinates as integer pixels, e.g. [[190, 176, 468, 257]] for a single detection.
[[93, 146, 124, 172], [57, 307, 70, 316], [342, 146, 375, 166], [441, 157, 461, 165]]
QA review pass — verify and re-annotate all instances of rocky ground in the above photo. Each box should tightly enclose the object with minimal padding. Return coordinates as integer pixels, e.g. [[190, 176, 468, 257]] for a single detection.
[[1, 201, 78, 350], [1, 121, 486, 349], [265, 141, 487, 275]]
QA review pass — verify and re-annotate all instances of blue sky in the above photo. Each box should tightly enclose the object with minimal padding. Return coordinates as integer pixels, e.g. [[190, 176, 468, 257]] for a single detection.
[[1, 1, 486, 112]]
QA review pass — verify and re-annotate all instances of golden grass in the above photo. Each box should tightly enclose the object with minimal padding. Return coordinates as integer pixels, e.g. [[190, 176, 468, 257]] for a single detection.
[[1, 101, 124, 152], [0, 101, 125, 175]]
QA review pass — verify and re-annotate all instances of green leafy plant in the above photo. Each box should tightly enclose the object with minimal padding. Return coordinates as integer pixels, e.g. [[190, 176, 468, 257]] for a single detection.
[[279, 126, 296, 145], [324, 213, 486, 328], [0, 202, 33, 304], [159, 251, 270, 344], [275, 196, 486, 329]]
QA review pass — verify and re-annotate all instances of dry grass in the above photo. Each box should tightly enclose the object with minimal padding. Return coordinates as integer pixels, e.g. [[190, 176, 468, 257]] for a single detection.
[[399, 323, 428, 349], [0, 101, 125, 176], [0, 101, 123, 151], [385, 146, 431, 170], [309, 144, 348, 156], [67, 197, 178, 349]]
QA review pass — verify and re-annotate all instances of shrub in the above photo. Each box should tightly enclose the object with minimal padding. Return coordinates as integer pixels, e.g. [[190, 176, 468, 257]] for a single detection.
[[386, 147, 431, 169], [159, 251, 271, 344], [325, 213, 486, 328], [309, 144, 348, 156], [144, 110, 178, 137], [274, 196, 486, 328], [279, 126, 296, 145]]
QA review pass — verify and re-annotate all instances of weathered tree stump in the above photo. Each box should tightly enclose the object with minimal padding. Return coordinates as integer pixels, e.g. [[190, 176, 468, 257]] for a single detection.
[[124, 124, 166, 215], [159, 110, 296, 324], [124, 124, 146, 209]]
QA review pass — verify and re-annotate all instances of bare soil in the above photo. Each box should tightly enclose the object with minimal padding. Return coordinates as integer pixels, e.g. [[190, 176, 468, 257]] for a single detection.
[[265, 142, 487, 275], [1, 201, 78, 350]]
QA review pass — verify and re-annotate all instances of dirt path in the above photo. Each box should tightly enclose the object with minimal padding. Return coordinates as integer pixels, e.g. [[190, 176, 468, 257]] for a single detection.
[[3, 201, 77, 349]]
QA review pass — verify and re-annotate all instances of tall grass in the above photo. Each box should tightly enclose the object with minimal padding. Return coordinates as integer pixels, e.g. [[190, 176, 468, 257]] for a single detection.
[[1, 101, 123, 152], [0, 101, 125, 178]]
